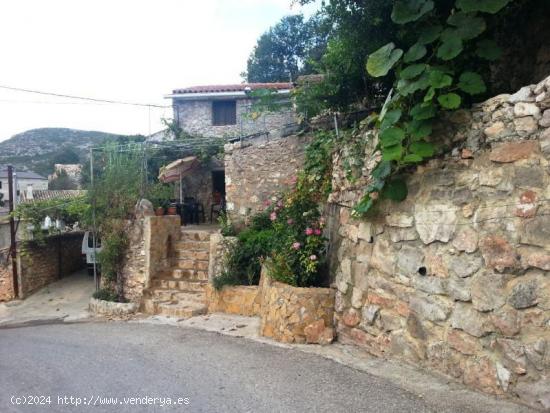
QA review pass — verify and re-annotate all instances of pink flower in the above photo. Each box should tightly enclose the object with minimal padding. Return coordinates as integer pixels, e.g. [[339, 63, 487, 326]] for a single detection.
[[287, 218, 294, 225], [290, 175, 297, 184], [314, 228, 322, 236], [292, 242, 301, 250], [277, 200, 283, 208], [263, 199, 271, 207], [270, 212, 277, 221], [309, 255, 317, 261], [305, 227, 314, 236]]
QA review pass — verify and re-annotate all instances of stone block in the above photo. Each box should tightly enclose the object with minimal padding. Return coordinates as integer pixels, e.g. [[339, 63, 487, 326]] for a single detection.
[[450, 303, 493, 337], [463, 357, 501, 395], [409, 294, 452, 322], [471, 272, 508, 312], [489, 140, 539, 163], [479, 235, 518, 272], [447, 329, 482, 355], [448, 254, 483, 278], [396, 245, 425, 277], [451, 227, 478, 253], [415, 202, 457, 244]]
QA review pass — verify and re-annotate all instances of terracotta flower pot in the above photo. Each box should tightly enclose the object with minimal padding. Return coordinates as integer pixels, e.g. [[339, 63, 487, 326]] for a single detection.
[[167, 206, 177, 215], [155, 207, 165, 216]]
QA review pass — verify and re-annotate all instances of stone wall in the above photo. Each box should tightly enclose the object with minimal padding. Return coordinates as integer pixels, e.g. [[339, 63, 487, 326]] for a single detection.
[[329, 77, 550, 410], [175, 99, 296, 139], [0, 248, 14, 301], [205, 284, 261, 316], [224, 135, 310, 224], [18, 232, 85, 298], [259, 269, 336, 344], [121, 216, 181, 303]]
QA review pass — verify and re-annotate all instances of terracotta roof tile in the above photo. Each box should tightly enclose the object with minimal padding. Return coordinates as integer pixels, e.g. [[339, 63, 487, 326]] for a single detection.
[[173, 82, 293, 94], [20, 190, 86, 204]]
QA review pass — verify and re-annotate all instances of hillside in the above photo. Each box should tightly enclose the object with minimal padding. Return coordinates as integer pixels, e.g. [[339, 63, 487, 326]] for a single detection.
[[0, 128, 144, 177]]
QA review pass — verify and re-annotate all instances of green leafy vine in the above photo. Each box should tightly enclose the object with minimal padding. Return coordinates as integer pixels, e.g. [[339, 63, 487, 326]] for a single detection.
[[355, 0, 511, 216]]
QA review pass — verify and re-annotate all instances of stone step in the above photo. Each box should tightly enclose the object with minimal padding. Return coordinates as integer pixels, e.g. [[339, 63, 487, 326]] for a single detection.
[[152, 278, 208, 292], [141, 297, 207, 318], [156, 301, 207, 318], [174, 240, 210, 251], [164, 268, 208, 281], [175, 249, 210, 261], [174, 259, 209, 271], [179, 230, 211, 242], [148, 288, 205, 303]]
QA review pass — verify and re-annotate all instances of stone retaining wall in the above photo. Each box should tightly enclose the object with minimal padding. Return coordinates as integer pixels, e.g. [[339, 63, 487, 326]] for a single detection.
[[207, 233, 237, 282], [121, 216, 181, 303], [205, 284, 261, 316], [0, 248, 14, 301], [18, 232, 85, 298], [89, 297, 138, 316], [224, 135, 310, 225], [259, 269, 336, 344], [329, 76, 550, 410]]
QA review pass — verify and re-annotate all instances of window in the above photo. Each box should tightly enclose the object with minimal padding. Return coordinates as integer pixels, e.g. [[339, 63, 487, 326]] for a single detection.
[[212, 100, 237, 126]]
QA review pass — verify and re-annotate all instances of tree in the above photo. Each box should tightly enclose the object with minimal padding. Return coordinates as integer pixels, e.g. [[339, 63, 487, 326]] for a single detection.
[[244, 14, 329, 83], [49, 170, 78, 190], [51, 147, 80, 165]]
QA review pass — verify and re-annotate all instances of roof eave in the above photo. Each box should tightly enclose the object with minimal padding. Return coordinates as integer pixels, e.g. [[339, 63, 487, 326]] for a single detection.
[[164, 89, 292, 101]]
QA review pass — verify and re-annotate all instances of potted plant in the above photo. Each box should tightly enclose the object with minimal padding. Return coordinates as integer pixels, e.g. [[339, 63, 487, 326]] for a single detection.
[[167, 203, 178, 215]]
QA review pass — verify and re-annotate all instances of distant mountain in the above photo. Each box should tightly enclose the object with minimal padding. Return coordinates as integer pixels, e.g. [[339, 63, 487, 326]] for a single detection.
[[0, 128, 145, 177]]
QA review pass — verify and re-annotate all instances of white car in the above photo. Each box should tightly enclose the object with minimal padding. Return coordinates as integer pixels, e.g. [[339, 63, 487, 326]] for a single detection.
[[82, 231, 102, 276]]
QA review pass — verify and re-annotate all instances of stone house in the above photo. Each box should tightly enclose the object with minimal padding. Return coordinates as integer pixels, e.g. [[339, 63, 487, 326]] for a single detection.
[[166, 82, 297, 139], [162, 83, 298, 221]]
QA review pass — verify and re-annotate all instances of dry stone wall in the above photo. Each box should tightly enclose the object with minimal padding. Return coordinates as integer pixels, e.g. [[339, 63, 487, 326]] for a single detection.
[[329, 76, 550, 410], [121, 216, 181, 303], [224, 135, 310, 225], [0, 248, 14, 301]]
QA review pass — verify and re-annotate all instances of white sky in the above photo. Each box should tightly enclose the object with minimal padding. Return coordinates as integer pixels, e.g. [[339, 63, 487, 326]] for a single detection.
[[0, 0, 320, 142]]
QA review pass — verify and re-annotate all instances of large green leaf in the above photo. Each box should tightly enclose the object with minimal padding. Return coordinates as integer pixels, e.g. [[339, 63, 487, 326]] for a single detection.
[[423, 87, 435, 102], [401, 64, 427, 80], [407, 120, 432, 139], [382, 144, 404, 161], [382, 178, 408, 201], [438, 93, 462, 109], [476, 39, 502, 60], [372, 160, 392, 181], [410, 103, 436, 120], [392, 0, 434, 24], [410, 140, 435, 157], [437, 36, 463, 60], [397, 72, 431, 96], [403, 154, 424, 163], [353, 196, 374, 215], [380, 109, 402, 130], [367, 43, 404, 77], [380, 127, 405, 148], [447, 12, 486, 40], [418, 25, 442, 44], [456, 0, 512, 14], [458, 71, 487, 94], [428, 70, 453, 89], [404, 43, 427, 63]]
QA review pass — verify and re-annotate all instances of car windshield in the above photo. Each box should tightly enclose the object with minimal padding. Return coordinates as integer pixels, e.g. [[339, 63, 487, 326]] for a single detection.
[[87, 234, 101, 248]]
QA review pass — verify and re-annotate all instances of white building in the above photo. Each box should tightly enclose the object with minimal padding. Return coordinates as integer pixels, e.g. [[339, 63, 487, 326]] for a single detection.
[[0, 167, 48, 206]]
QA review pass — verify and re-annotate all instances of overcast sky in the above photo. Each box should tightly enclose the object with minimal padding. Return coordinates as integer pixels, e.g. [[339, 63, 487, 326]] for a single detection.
[[0, 0, 319, 142]]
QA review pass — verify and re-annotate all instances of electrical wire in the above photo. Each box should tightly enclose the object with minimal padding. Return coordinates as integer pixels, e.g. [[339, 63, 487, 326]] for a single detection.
[[0, 84, 170, 108]]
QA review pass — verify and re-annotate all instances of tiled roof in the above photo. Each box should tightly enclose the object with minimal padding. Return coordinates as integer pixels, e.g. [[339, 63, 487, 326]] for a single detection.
[[0, 168, 47, 180], [20, 190, 86, 204], [173, 82, 293, 94]]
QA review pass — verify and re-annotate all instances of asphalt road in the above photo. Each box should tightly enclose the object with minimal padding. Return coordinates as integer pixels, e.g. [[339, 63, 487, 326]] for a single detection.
[[0, 323, 494, 413]]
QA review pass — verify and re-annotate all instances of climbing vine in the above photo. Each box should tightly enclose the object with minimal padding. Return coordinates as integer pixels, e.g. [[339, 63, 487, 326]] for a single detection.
[[355, 0, 512, 216]]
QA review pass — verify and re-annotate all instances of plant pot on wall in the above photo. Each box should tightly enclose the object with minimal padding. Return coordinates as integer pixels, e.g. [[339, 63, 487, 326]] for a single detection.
[[155, 207, 165, 216], [167, 205, 177, 215]]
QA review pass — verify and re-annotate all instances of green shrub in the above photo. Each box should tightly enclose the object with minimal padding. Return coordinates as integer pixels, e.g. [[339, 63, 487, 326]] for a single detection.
[[92, 288, 118, 302]]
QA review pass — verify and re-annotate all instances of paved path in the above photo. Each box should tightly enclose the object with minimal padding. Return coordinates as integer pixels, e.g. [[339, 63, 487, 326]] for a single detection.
[[0, 270, 93, 326], [0, 322, 533, 413]]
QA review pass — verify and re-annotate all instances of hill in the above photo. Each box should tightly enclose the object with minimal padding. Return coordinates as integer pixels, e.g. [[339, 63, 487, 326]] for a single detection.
[[0, 128, 145, 177]]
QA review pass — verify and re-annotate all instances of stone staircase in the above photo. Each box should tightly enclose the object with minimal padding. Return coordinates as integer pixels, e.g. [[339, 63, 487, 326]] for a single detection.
[[141, 228, 214, 318]]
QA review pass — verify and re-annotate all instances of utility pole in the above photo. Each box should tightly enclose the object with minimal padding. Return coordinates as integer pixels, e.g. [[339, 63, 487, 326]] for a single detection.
[[7, 165, 19, 299]]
